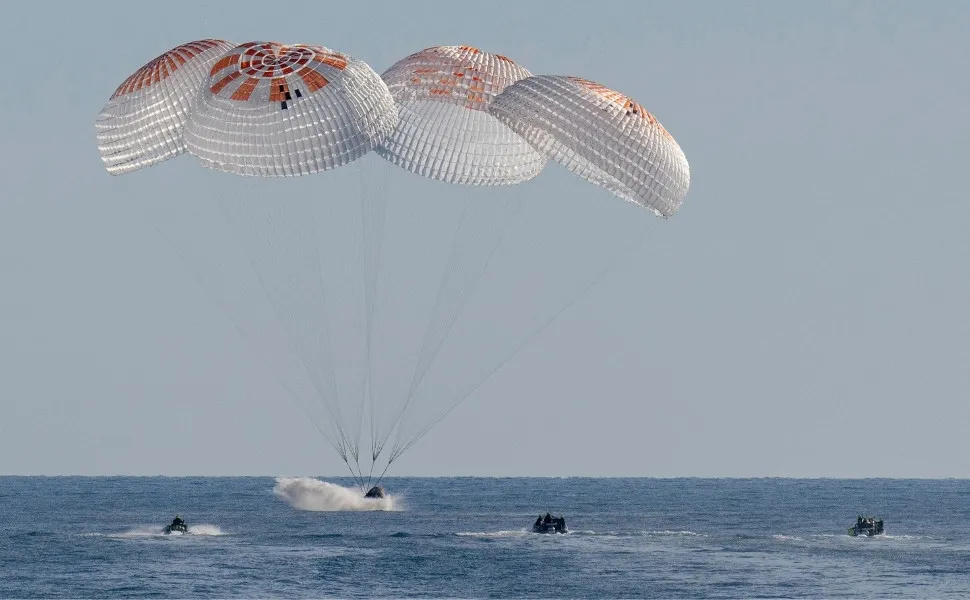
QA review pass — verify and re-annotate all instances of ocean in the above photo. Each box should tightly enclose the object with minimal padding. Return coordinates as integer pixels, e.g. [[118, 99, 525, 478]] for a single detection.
[[2, 476, 968, 598]]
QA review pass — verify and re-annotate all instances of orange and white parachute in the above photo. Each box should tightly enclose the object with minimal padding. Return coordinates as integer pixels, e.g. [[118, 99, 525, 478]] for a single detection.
[[184, 41, 398, 177], [376, 45, 546, 186], [95, 41, 691, 213], [96, 40, 398, 178], [489, 75, 691, 217], [96, 39, 236, 175]]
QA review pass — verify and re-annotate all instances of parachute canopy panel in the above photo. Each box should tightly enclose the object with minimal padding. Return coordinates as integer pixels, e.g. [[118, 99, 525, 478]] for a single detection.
[[96, 39, 236, 176], [489, 75, 691, 217], [377, 45, 547, 186], [184, 41, 398, 177]]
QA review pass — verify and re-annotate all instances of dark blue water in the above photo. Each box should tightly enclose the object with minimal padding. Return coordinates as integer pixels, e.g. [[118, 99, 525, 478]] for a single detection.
[[2, 477, 969, 598]]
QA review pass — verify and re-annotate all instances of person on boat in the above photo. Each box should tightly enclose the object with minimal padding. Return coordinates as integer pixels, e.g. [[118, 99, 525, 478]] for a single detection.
[[168, 515, 186, 532], [558, 516, 566, 531], [534, 516, 543, 528], [544, 513, 552, 524]]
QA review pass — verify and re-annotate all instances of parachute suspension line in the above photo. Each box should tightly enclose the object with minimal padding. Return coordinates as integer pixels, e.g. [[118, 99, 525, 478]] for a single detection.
[[213, 196, 356, 464], [381, 191, 529, 455], [411, 193, 526, 396], [340, 454, 366, 492], [387, 226, 653, 464], [305, 192, 343, 423], [371, 455, 395, 490], [301, 189, 366, 484], [371, 193, 475, 457], [299, 194, 357, 475], [304, 410, 364, 490], [359, 160, 391, 474], [305, 202, 373, 488], [135, 199, 348, 463]]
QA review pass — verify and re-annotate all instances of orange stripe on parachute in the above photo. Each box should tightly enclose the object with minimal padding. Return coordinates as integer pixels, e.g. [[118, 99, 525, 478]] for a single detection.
[[313, 52, 348, 70], [111, 40, 228, 98], [569, 77, 673, 139], [210, 70, 242, 94], [269, 77, 290, 102], [230, 77, 260, 101], [210, 54, 239, 76], [299, 68, 330, 92]]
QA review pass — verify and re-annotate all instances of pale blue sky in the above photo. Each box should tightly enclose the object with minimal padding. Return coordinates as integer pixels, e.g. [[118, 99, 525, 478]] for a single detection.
[[1, 1, 967, 477]]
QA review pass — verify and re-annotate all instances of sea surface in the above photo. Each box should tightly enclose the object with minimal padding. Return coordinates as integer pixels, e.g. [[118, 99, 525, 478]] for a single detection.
[[2, 477, 969, 598]]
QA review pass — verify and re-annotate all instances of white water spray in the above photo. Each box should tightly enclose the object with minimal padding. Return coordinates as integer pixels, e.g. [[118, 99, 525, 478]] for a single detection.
[[273, 477, 399, 511], [103, 524, 226, 538]]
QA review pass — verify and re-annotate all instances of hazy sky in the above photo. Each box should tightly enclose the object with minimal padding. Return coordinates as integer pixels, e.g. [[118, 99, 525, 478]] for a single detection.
[[1, 1, 967, 477]]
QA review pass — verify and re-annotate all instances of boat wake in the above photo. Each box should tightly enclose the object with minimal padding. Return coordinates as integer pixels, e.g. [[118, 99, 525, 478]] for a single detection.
[[184, 524, 225, 536], [456, 529, 704, 539], [456, 529, 531, 538], [570, 530, 703, 538], [97, 524, 226, 539], [273, 477, 399, 512]]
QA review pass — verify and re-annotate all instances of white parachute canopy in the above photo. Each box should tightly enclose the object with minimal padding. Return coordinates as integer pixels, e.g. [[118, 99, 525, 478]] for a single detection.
[[185, 41, 398, 177], [488, 75, 691, 217], [96, 39, 237, 175], [377, 45, 546, 186]]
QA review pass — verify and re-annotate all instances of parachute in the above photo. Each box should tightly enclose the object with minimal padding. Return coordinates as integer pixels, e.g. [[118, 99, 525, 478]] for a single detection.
[[184, 42, 398, 177], [96, 39, 236, 175], [95, 39, 691, 491], [377, 45, 546, 185], [489, 75, 690, 217]]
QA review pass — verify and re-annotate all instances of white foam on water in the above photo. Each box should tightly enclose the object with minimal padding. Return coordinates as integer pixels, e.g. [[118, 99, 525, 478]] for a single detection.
[[578, 530, 703, 537], [187, 524, 226, 536], [104, 524, 226, 539], [273, 477, 400, 511], [455, 529, 530, 538], [108, 526, 166, 539]]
